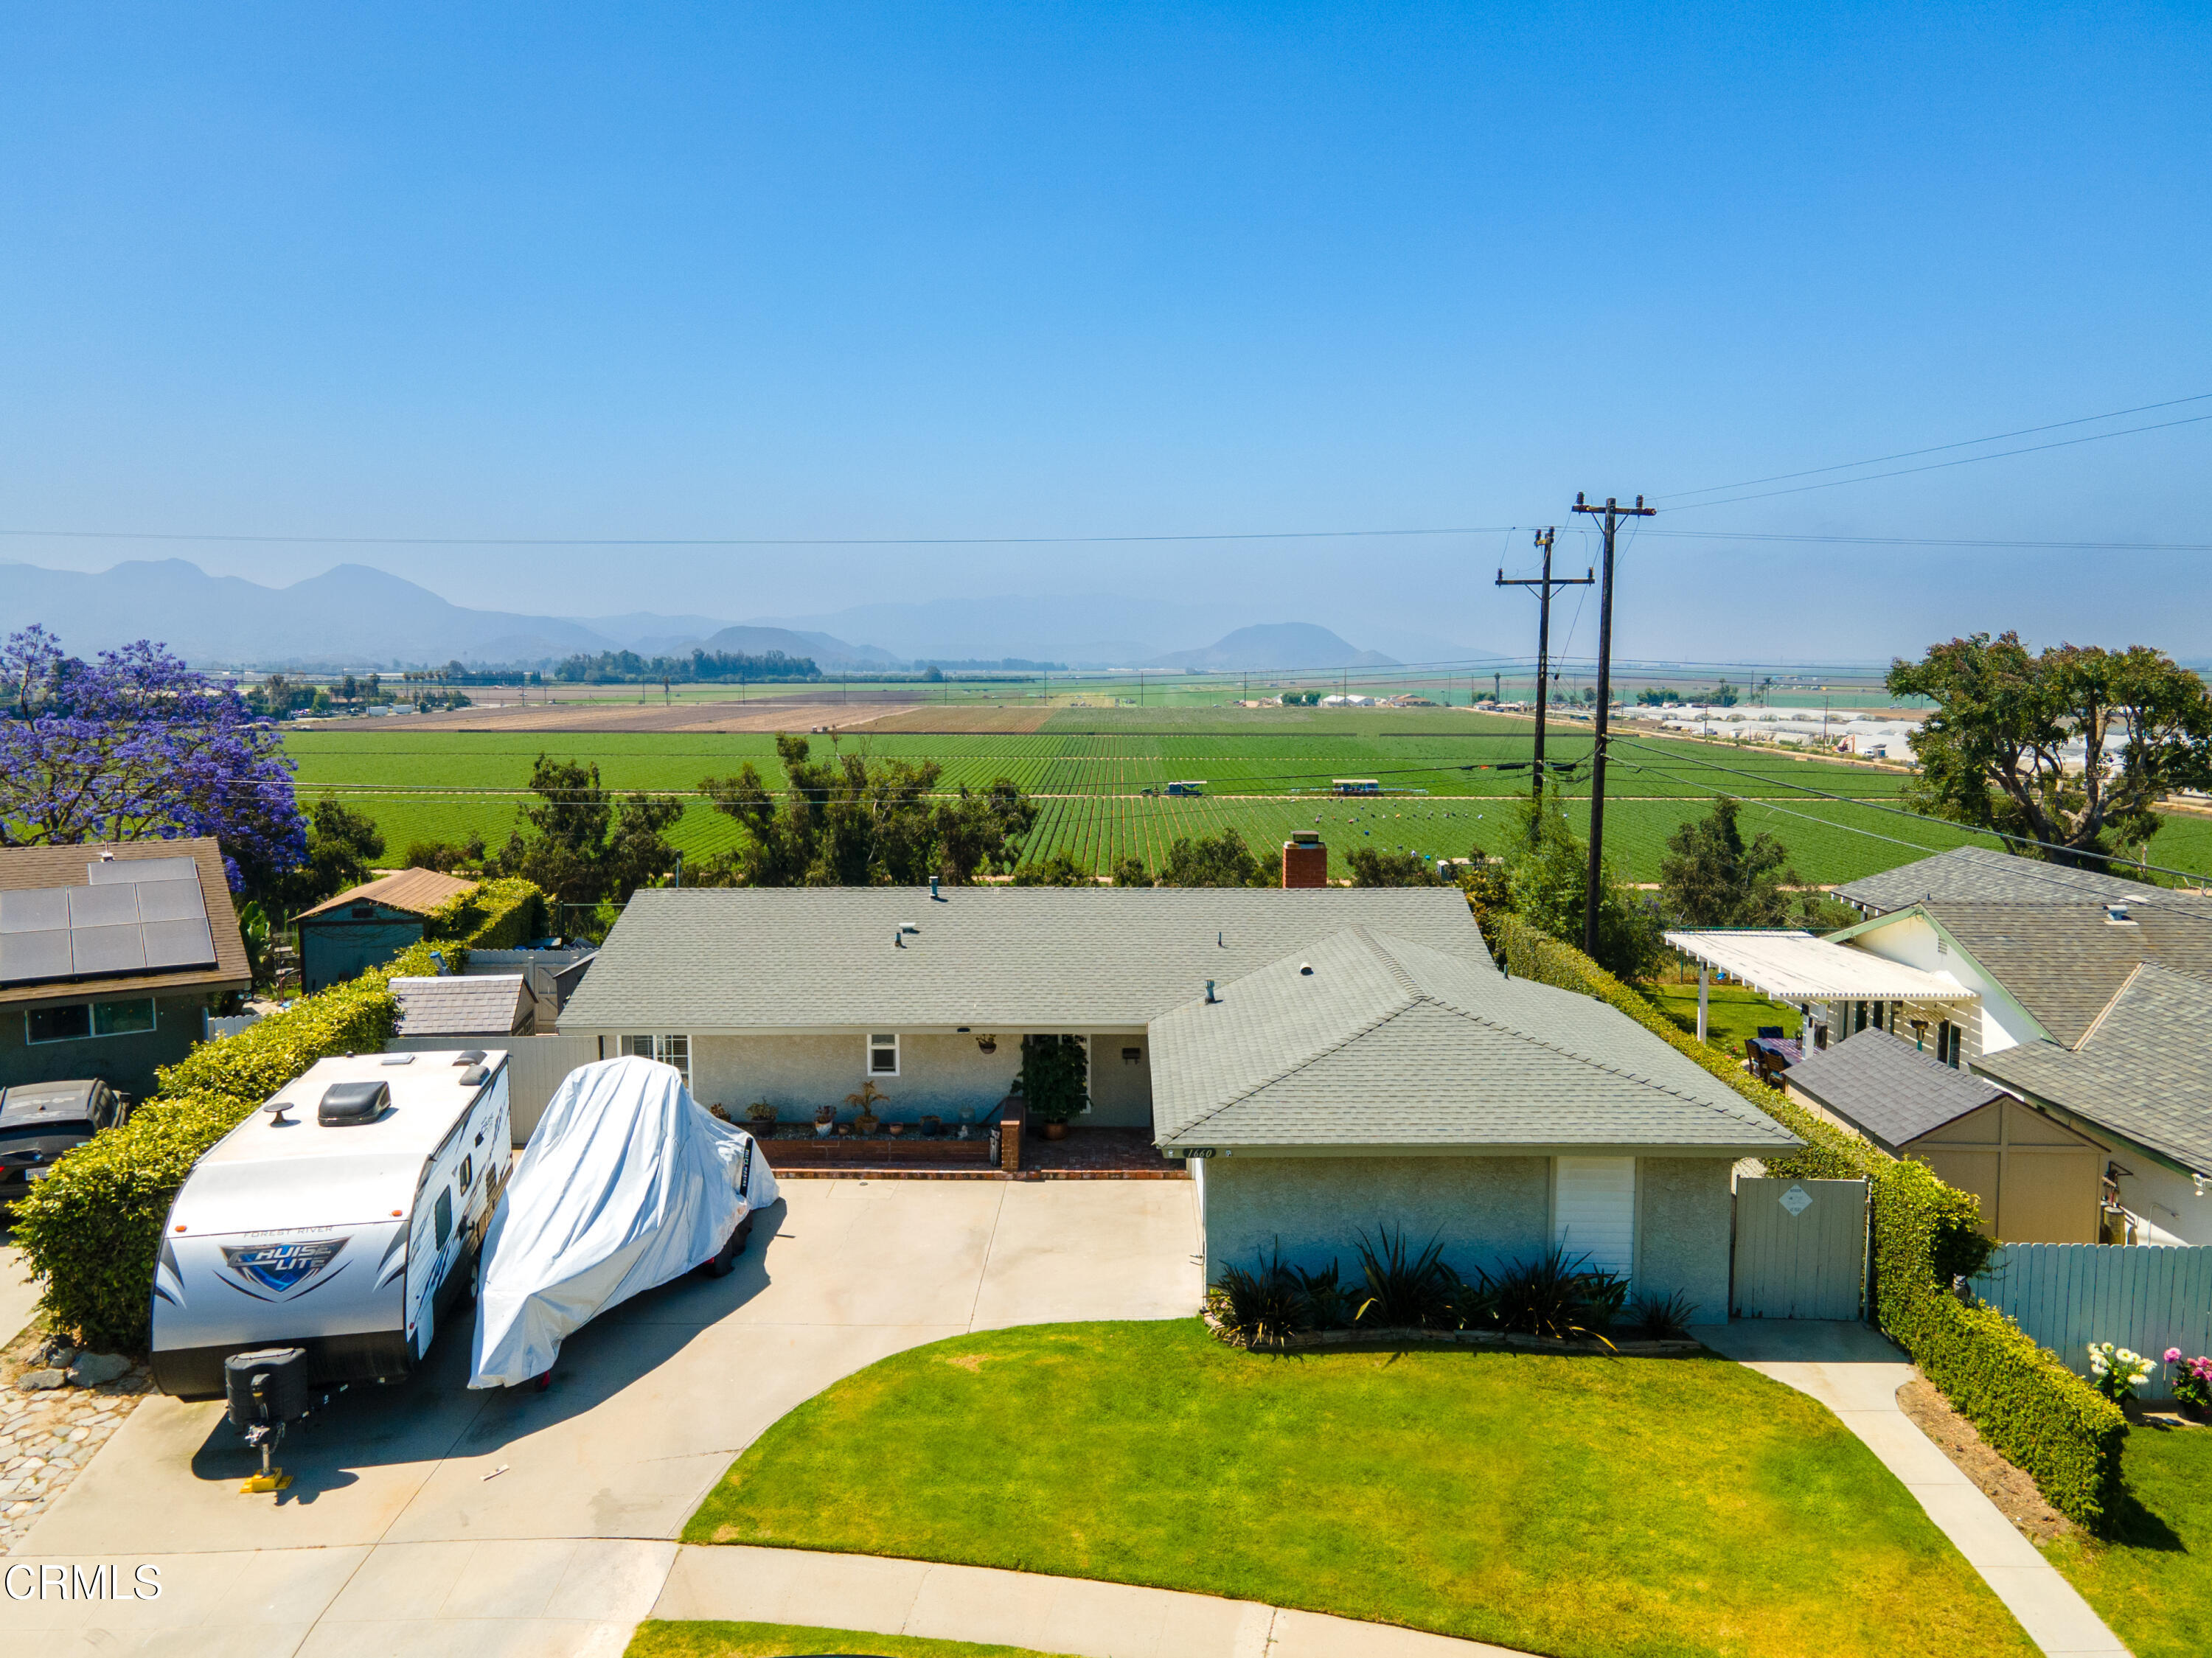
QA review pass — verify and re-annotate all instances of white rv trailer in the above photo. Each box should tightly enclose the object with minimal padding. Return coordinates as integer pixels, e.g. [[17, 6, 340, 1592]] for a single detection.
[[151, 1049, 511, 1400]]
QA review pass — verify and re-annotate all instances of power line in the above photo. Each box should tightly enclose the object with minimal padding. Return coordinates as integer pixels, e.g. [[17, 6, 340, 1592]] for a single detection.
[[1662, 411, 2212, 515], [1655, 390, 2212, 501]]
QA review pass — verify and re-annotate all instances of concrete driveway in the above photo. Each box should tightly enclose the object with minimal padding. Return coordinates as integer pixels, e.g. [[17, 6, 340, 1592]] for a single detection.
[[1, 1239, 40, 1350], [1, 1179, 1201, 1654]]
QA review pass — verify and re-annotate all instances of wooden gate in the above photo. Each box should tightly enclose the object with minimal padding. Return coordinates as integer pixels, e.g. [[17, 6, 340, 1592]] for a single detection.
[[1732, 1177, 1869, 1320]]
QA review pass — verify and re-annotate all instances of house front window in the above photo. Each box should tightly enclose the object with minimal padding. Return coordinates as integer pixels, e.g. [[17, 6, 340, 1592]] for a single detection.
[[620, 1033, 690, 1086], [868, 1033, 900, 1076], [27, 998, 157, 1044]]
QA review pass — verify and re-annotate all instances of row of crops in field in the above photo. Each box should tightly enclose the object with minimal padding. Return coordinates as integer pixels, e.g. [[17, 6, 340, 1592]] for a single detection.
[[279, 724, 2212, 887]]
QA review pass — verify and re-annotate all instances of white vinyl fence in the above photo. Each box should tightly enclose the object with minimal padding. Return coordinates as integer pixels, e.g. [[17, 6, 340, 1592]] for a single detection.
[[1970, 1242, 2212, 1397]]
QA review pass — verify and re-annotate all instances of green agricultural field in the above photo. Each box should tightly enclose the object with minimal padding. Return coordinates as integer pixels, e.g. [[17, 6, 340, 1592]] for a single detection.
[[278, 713, 2212, 888]]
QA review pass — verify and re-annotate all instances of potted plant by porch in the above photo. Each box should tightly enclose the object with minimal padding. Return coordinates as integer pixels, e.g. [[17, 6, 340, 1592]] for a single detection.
[[847, 1080, 888, 1137], [1018, 1034, 1088, 1142], [746, 1101, 777, 1134], [813, 1104, 837, 1138]]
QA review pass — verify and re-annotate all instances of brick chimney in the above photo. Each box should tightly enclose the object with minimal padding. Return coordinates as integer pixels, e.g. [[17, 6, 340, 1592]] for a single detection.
[[1282, 830, 1328, 888]]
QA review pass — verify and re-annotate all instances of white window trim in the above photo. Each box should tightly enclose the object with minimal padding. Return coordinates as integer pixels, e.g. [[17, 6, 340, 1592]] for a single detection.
[[867, 1032, 900, 1078], [620, 1033, 691, 1087]]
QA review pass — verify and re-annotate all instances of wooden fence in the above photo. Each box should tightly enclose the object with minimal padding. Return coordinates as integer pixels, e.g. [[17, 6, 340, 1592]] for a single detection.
[[1971, 1242, 2212, 1397]]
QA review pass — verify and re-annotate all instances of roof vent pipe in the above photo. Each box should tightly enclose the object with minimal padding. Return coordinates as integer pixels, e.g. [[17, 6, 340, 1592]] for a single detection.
[[1205, 980, 1217, 1003], [931, 875, 941, 899]]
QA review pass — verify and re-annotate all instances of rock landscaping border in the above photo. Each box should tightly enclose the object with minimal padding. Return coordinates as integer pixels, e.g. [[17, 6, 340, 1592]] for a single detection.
[[1, 1329, 153, 1553]]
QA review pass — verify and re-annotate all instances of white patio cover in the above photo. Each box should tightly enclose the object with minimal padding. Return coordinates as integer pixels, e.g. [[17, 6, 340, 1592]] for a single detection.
[[469, 1056, 778, 1388], [1663, 930, 1975, 1004]]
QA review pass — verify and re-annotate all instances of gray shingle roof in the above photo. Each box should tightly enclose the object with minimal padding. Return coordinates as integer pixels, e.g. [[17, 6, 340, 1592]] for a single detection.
[[558, 885, 1496, 1032], [390, 974, 531, 1037], [1836, 846, 2189, 915], [1918, 901, 2212, 1047], [1783, 1028, 2006, 1150], [1974, 962, 2212, 1176], [1149, 927, 1803, 1154]]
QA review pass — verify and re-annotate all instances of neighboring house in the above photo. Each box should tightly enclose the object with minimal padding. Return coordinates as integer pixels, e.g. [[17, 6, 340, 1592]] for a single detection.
[[1782, 1028, 2106, 1243], [1826, 848, 2212, 1246], [562, 880, 1802, 1316], [389, 974, 538, 1039], [293, 868, 479, 991], [1972, 963, 2212, 1247], [0, 838, 250, 1098], [1152, 927, 1800, 1312], [1835, 843, 2181, 916]]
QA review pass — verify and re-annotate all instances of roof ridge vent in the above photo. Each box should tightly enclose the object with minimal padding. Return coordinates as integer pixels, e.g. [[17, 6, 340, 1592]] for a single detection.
[[2106, 902, 2133, 923]]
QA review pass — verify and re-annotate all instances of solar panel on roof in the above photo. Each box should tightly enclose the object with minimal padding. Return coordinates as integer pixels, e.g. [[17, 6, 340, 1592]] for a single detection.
[[141, 918, 215, 970], [0, 930, 74, 983], [68, 885, 141, 928], [132, 879, 208, 924], [86, 856, 199, 886], [0, 888, 73, 934], [69, 924, 147, 975]]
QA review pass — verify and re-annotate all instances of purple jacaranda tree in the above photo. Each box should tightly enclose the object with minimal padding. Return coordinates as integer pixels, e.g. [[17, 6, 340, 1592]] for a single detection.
[[0, 627, 307, 893]]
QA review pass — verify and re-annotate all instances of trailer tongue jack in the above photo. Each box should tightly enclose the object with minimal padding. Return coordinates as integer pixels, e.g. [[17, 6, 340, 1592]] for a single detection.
[[224, 1347, 310, 1494]]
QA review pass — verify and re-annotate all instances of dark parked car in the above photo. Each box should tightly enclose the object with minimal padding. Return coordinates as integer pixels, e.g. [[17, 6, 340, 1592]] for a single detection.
[[0, 1080, 128, 1209]]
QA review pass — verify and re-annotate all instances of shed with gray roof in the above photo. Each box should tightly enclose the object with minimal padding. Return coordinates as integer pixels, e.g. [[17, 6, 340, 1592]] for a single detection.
[[1784, 1028, 2105, 1243]]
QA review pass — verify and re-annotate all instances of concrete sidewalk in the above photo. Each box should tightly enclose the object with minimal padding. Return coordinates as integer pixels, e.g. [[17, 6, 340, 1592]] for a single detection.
[[1692, 1321, 2129, 1658], [655, 1544, 1530, 1658]]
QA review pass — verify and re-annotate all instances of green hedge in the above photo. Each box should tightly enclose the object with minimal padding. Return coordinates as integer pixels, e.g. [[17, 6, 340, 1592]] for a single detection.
[[1481, 909, 2127, 1528], [423, 876, 546, 951], [10, 938, 446, 1353]]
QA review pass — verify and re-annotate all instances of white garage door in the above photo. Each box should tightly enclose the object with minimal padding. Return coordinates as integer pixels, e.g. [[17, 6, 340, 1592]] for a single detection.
[[1554, 1156, 1635, 1281]]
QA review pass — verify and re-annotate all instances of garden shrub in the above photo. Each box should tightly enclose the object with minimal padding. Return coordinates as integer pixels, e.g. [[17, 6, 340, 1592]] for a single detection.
[[422, 876, 546, 951], [1481, 909, 2128, 1528], [11, 938, 447, 1352]]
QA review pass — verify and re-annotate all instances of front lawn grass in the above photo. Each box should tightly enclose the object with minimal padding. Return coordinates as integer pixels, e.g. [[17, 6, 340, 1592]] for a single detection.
[[2043, 1421, 2212, 1658], [627, 1622, 1073, 1658], [685, 1320, 2032, 1658]]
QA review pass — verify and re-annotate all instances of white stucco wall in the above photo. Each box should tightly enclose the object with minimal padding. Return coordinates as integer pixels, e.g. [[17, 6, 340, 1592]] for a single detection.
[[588, 1030, 1154, 1129], [1197, 1152, 1738, 1324], [2116, 1159, 2212, 1247]]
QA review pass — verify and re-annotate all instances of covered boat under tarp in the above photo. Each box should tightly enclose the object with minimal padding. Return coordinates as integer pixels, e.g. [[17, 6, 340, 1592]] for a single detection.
[[469, 1055, 776, 1387]]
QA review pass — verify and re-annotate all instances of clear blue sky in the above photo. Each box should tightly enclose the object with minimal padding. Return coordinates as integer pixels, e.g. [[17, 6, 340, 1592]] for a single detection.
[[2, 4, 2207, 662]]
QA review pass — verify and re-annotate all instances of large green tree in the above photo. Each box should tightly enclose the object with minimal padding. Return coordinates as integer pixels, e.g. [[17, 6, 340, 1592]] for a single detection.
[[271, 796, 386, 918], [1346, 846, 1443, 887], [1154, 827, 1277, 888], [495, 753, 683, 902], [1888, 634, 2212, 868], [1500, 794, 1663, 981], [696, 734, 1035, 886], [1658, 796, 1798, 927]]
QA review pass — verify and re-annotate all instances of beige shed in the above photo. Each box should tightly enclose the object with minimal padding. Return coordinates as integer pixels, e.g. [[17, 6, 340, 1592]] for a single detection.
[[1784, 1028, 2107, 1244]]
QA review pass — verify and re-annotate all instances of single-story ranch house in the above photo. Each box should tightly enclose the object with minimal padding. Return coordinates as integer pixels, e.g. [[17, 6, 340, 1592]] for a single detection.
[[560, 883, 1801, 1314]]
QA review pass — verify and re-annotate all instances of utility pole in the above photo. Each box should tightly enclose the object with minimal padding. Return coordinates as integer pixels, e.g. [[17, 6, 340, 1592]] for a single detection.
[[1569, 493, 1654, 956], [1496, 526, 1593, 829]]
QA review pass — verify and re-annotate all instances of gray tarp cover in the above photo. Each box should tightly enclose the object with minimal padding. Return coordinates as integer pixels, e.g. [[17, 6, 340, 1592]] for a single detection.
[[469, 1055, 778, 1387]]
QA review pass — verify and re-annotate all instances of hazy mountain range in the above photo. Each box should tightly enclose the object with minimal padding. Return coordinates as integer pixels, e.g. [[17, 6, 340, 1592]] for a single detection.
[[0, 557, 1495, 674]]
